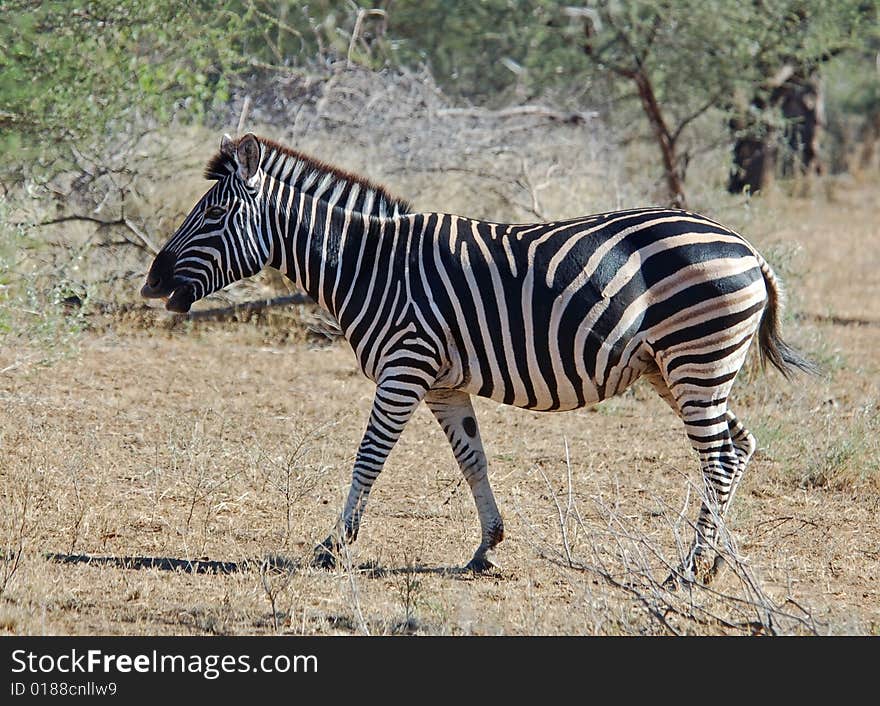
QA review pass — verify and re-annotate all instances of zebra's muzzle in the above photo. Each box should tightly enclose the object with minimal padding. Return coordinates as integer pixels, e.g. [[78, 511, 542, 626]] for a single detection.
[[141, 279, 196, 313], [140, 281, 171, 299], [141, 250, 177, 299], [141, 250, 196, 313]]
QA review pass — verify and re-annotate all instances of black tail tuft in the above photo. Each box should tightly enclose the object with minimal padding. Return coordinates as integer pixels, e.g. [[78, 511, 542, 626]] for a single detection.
[[758, 259, 820, 379]]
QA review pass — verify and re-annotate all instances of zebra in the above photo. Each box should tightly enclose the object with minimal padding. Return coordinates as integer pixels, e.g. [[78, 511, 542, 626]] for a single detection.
[[141, 133, 814, 579]]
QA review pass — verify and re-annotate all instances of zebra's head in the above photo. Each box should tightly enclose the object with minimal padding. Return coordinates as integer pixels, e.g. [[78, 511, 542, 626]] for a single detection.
[[141, 134, 268, 313]]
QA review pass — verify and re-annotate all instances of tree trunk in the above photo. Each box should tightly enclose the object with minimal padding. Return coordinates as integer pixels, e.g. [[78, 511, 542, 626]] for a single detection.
[[728, 66, 825, 194], [857, 110, 880, 171], [728, 114, 777, 195], [779, 69, 824, 178], [628, 68, 687, 208]]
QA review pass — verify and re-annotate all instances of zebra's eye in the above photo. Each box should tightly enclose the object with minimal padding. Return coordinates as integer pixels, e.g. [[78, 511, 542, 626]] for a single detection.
[[205, 205, 226, 220]]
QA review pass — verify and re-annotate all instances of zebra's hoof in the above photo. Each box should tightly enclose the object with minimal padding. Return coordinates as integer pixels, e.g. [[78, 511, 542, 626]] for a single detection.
[[665, 553, 719, 589], [663, 561, 697, 590], [702, 554, 726, 584], [693, 554, 717, 585], [465, 550, 501, 573], [311, 543, 338, 570]]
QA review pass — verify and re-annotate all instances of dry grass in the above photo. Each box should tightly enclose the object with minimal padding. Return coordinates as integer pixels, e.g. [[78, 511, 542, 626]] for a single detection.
[[2, 314, 877, 635]]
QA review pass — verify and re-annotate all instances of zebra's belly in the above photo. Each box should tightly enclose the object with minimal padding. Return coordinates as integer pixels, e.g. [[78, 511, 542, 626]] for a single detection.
[[453, 359, 646, 412], [441, 319, 653, 412]]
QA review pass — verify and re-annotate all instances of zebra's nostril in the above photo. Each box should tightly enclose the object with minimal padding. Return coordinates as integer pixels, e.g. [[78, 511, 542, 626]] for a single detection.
[[141, 250, 178, 298]]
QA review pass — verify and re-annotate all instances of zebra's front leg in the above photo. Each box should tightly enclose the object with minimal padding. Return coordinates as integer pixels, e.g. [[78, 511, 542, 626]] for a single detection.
[[313, 378, 428, 569], [425, 389, 504, 573]]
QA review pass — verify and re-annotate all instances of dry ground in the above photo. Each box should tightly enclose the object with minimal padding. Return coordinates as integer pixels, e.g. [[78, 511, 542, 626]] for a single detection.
[[1, 179, 878, 635]]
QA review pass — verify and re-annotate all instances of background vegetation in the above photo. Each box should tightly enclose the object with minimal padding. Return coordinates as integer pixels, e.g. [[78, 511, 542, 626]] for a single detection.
[[3, 1, 878, 183]]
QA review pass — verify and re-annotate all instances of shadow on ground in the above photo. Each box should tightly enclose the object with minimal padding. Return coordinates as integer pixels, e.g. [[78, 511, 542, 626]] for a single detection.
[[43, 552, 483, 579]]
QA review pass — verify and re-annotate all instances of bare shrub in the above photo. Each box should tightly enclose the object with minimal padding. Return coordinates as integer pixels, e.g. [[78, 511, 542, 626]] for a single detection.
[[259, 555, 294, 634], [164, 413, 250, 556], [0, 474, 31, 598], [518, 439, 820, 635], [252, 422, 335, 545], [338, 542, 370, 636], [392, 554, 424, 635]]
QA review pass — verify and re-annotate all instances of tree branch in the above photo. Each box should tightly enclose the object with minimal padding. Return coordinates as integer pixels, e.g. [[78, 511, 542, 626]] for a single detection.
[[637, 12, 663, 66], [671, 89, 727, 144], [35, 214, 158, 254]]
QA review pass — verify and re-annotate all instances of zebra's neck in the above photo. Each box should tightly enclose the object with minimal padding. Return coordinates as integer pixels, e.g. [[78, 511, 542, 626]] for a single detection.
[[264, 176, 405, 326]]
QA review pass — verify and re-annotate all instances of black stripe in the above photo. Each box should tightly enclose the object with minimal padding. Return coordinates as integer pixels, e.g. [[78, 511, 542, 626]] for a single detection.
[[674, 370, 739, 388], [652, 300, 765, 352]]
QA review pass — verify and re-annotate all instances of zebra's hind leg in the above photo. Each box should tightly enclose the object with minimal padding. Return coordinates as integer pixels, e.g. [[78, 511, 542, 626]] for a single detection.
[[425, 389, 504, 573], [677, 397, 741, 584], [725, 409, 757, 511], [646, 370, 739, 584], [645, 372, 710, 583], [313, 377, 429, 570], [696, 411, 756, 583]]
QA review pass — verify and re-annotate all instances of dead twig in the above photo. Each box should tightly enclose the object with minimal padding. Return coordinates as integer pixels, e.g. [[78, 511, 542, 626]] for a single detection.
[[260, 555, 295, 634], [34, 214, 158, 254], [347, 8, 386, 68], [237, 95, 252, 134]]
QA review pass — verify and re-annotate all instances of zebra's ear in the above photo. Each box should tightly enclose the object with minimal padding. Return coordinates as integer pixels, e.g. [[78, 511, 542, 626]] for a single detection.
[[235, 133, 262, 186], [220, 133, 235, 157]]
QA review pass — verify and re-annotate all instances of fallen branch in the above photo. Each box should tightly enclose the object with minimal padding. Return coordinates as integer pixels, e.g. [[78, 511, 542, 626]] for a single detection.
[[184, 293, 313, 321], [795, 311, 880, 328], [43, 552, 296, 575], [64, 294, 315, 323], [38, 214, 121, 228]]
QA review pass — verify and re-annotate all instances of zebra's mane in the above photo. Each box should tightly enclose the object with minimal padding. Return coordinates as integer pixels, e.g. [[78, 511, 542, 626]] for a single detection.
[[204, 135, 411, 217]]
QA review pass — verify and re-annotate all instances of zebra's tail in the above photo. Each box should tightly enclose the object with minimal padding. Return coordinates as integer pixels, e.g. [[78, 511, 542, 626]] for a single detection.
[[756, 257, 819, 379]]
